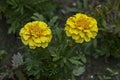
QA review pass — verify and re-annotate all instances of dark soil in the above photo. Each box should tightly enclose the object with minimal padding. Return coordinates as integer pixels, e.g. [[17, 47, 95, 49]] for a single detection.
[[77, 56, 120, 80], [0, 17, 21, 67]]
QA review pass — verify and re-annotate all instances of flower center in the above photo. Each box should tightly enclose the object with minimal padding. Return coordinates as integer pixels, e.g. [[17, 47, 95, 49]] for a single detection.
[[76, 18, 90, 30], [30, 26, 42, 37]]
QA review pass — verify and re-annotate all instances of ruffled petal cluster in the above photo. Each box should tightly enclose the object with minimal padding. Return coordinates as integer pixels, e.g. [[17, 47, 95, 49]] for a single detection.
[[19, 21, 52, 49], [65, 13, 98, 43]]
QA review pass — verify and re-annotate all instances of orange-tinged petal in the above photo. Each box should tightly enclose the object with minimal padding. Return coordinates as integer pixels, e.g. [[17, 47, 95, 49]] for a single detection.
[[19, 21, 52, 49], [65, 13, 98, 43]]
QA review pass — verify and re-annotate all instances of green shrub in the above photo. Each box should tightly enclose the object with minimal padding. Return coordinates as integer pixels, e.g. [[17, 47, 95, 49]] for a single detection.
[[0, 0, 58, 34], [68, 0, 120, 58], [21, 15, 86, 80]]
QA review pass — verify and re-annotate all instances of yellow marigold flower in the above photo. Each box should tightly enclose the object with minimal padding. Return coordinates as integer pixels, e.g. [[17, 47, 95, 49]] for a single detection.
[[65, 13, 98, 43], [19, 21, 52, 49]]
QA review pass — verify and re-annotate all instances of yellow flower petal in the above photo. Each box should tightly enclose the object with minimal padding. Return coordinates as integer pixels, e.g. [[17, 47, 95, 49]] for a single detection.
[[41, 42, 48, 48], [75, 38, 84, 43], [65, 13, 98, 43], [69, 28, 79, 34], [19, 21, 52, 49], [91, 32, 97, 38], [19, 28, 26, 36], [72, 34, 80, 40], [39, 37, 48, 43], [90, 25, 98, 32], [28, 39, 36, 47], [22, 34, 30, 40], [30, 46, 36, 49], [21, 37, 28, 45], [66, 31, 71, 37], [84, 36, 90, 42], [79, 31, 85, 38], [86, 31, 93, 38], [32, 37, 41, 43], [42, 28, 51, 35]]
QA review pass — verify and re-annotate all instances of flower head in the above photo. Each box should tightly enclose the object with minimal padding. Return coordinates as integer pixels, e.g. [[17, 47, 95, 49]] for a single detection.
[[19, 21, 52, 49], [65, 13, 98, 43]]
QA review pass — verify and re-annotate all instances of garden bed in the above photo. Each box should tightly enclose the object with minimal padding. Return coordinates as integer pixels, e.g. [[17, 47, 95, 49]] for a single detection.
[[0, 0, 120, 80]]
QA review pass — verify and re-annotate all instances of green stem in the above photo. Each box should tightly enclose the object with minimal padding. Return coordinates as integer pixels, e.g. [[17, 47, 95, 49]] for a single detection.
[[83, 0, 88, 10], [15, 69, 27, 80]]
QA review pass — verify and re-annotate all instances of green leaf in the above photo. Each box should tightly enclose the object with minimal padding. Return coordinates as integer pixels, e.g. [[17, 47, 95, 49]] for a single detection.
[[15, 70, 27, 80], [48, 16, 58, 27], [50, 52, 58, 57], [7, 0, 16, 5], [114, 27, 120, 34], [68, 8, 79, 13], [80, 55, 86, 63], [27, 64, 32, 71], [55, 27, 62, 42], [8, 20, 20, 34], [102, 19, 107, 28], [98, 75, 112, 80], [31, 13, 45, 21], [53, 56, 60, 61], [106, 68, 119, 76], [84, 42, 92, 53], [83, 0, 88, 10], [106, 68, 113, 73], [69, 58, 83, 65], [63, 58, 67, 63], [77, 0, 82, 9], [0, 50, 6, 60], [73, 66, 85, 76], [93, 39, 97, 48]]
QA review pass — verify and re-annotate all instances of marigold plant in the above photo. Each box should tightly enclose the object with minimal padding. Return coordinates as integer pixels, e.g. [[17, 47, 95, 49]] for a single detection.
[[19, 21, 52, 49], [65, 13, 98, 43]]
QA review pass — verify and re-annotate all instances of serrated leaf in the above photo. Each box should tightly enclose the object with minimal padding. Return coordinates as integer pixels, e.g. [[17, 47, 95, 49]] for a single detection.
[[106, 68, 113, 73], [7, 19, 20, 34], [55, 27, 62, 41], [93, 39, 97, 48], [73, 66, 85, 76], [114, 27, 120, 34], [48, 16, 58, 27], [15, 70, 27, 80], [80, 56, 86, 63], [84, 42, 92, 52], [83, 0, 88, 10], [96, 49, 102, 53], [102, 19, 107, 28], [7, 0, 16, 5], [12, 52, 24, 68], [68, 8, 79, 12], [69, 58, 83, 65], [31, 13, 45, 21], [77, 0, 82, 8], [63, 58, 67, 63], [53, 56, 60, 61], [27, 64, 32, 71], [0, 50, 6, 60], [50, 52, 58, 57]]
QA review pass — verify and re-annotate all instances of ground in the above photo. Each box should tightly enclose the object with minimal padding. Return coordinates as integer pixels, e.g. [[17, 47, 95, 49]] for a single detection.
[[0, 0, 120, 80]]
